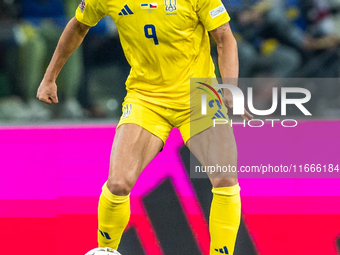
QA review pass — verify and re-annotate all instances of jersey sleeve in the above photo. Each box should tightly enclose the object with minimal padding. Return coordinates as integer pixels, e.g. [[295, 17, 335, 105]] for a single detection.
[[196, 0, 230, 31], [75, 0, 107, 27]]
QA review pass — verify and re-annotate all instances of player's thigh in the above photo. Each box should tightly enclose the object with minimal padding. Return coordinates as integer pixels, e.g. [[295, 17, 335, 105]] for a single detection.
[[187, 124, 238, 188], [108, 123, 164, 195]]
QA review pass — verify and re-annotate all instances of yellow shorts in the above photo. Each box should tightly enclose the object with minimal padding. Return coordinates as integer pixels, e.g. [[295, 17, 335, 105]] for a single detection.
[[117, 90, 230, 145]]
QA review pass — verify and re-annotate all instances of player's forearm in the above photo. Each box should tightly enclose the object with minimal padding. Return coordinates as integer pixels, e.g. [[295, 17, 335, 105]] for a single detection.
[[217, 36, 239, 80], [43, 17, 90, 82]]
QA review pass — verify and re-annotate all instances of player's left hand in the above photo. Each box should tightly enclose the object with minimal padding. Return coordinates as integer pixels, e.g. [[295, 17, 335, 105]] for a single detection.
[[223, 90, 253, 121]]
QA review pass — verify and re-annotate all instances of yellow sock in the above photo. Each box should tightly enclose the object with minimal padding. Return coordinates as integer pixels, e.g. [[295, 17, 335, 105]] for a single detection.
[[98, 182, 130, 249], [210, 183, 241, 255]]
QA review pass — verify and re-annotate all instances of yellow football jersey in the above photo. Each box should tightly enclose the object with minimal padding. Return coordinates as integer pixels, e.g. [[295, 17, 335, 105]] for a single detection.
[[75, 0, 230, 108]]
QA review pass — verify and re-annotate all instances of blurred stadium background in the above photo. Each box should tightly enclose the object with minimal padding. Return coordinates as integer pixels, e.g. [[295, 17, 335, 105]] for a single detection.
[[0, 0, 340, 254]]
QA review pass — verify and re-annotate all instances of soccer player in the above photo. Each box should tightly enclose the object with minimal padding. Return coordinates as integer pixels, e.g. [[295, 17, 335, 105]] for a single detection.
[[36, 0, 253, 253]]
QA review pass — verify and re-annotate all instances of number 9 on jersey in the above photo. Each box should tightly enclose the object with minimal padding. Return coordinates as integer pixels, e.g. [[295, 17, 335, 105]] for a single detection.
[[144, 24, 159, 45]]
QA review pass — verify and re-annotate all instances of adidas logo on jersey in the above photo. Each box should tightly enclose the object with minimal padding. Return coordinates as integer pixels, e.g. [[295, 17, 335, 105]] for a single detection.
[[214, 246, 229, 254], [118, 4, 134, 15]]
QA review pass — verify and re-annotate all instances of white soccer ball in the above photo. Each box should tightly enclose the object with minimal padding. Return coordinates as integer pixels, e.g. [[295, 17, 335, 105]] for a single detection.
[[85, 247, 122, 255]]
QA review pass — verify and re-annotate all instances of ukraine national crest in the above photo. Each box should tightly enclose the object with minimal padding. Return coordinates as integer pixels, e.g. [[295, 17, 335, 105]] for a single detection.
[[165, 0, 176, 12], [122, 103, 132, 118]]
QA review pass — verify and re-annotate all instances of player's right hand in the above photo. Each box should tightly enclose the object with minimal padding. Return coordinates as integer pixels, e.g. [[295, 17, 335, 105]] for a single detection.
[[36, 79, 59, 105], [223, 88, 253, 122]]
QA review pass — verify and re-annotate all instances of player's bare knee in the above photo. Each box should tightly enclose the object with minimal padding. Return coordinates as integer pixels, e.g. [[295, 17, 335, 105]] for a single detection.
[[211, 178, 238, 188], [106, 178, 132, 196]]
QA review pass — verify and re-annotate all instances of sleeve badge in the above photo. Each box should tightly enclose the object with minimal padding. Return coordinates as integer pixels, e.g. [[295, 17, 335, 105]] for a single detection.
[[79, 0, 86, 13]]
